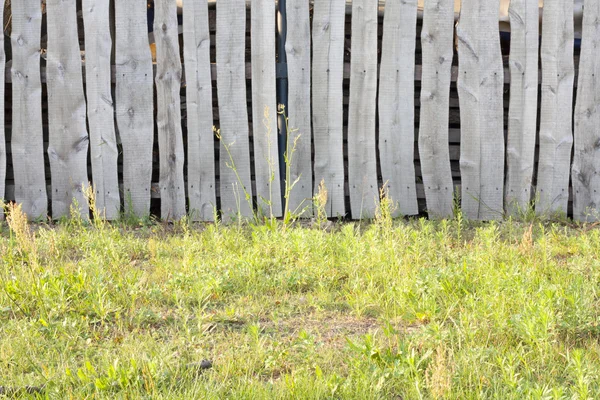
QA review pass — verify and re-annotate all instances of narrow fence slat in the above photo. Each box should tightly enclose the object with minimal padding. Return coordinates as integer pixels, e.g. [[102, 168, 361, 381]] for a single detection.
[[312, 0, 346, 218], [82, 0, 121, 220], [217, 0, 253, 220], [183, 0, 217, 221], [536, 0, 574, 216], [418, 0, 455, 219], [115, 0, 154, 218], [457, 0, 504, 220], [378, 0, 418, 217], [251, 0, 282, 217], [0, 0, 4, 219], [154, 0, 186, 220], [505, 0, 539, 216], [348, 0, 379, 219], [10, 0, 48, 220], [573, 1, 600, 221], [47, 0, 90, 219], [285, 0, 313, 217]]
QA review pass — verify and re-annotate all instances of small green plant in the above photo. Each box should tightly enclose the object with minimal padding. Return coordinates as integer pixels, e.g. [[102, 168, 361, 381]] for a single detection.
[[278, 105, 305, 226], [313, 179, 329, 229], [374, 183, 397, 232]]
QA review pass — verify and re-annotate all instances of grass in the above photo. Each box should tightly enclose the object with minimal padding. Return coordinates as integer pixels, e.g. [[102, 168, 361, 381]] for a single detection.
[[1, 206, 600, 398]]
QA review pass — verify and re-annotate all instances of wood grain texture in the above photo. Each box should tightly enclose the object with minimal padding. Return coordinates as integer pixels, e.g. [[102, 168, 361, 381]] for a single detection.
[[115, 0, 154, 218], [251, 0, 282, 217], [83, 0, 121, 220], [216, 0, 253, 220], [10, 0, 48, 220], [572, 0, 600, 221], [312, 0, 346, 218], [505, 0, 539, 216], [183, 0, 217, 221], [46, 0, 90, 219], [154, 0, 186, 220], [0, 0, 4, 219], [456, 0, 504, 220], [285, 0, 313, 216], [536, 0, 574, 216], [379, 0, 418, 217], [418, 0, 455, 219]]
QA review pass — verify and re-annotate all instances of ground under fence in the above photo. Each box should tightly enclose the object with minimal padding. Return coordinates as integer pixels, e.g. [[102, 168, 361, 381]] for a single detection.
[[0, 0, 597, 222]]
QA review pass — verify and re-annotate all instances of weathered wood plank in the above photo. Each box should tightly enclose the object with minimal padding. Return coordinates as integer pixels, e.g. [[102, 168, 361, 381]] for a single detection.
[[183, 0, 217, 221], [251, 0, 282, 217], [456, 0, 504, 220], [285, 0, 313, 217], [536, 0, 574, 217], [217, 0, 253, 220], [115, 0, 154, 218], [572, 0, 600, 221], [154, 0, 186, 220], [347, 0, 379, 219], [0, 0, 4, 219], [418, 0, 455, 219], [312, 0, 346, 218], [379, 0, 418, 217], [82, 0, 121, 220], [47, 0, 90, 219], [10, 0, 48, 220], [505, 0, 539, 216]]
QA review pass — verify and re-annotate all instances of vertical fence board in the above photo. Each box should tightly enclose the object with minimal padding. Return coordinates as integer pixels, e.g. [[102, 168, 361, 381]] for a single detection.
[[154, 0, 186, 220], [573, 1, 600, 221], [251, 0, 282, 217], [312, 0, 346, 218], [0, 0, 4, 219], [83, 0, 121, 220], [285, 0, 313, 216], [10, 0, 48, 219], [418, 0, 455, 219], [217, 0, 253, 220], [457, 0, 504, 220], [379, 0, 418, 217], [115, 0, 154, 218], [348, 0, 379, 219], [183, 0, 216, 221], [505, 0, 539, 215], [47, 0, 90, 218], [536, 0, 574, 216]]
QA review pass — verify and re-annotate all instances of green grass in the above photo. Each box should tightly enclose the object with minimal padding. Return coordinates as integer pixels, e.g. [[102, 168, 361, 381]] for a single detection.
[[1, 209, 600, 399]]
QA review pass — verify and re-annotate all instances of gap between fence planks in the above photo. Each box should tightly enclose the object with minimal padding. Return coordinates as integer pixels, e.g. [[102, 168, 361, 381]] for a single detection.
[[115, 0, 155, 218], [378, 0, 418, 217], [348, 0, 379, 219], [457, 0, 505, 220], [10, 0, 48, 220], [572, 0, 600, 222], [285, 0, 313, 217], [183, 0, 217, 221], [505, 0, 539, 216], [217, 0, 253, 220], [536, 0, 574, 216], [83, 0, 121, 220], [418, 0, 455, 219]]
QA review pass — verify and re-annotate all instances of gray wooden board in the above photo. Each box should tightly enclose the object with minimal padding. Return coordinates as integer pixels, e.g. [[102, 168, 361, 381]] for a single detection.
[[115, 0, 154, 218], [0, 0, 4, 219], [47, 0, 90, 219], [183, 0, 217, 221], [285, 0, 313, 217], [379, 0, 418, 217], [216, 0, 253, 220], [312, 0, 346, 218], [10, 0, 48, 220], [418, 0, 455, 219], [535, 0, 574, 216], [572, 0, 600, 221], [251, 0, 282, 217], [83, 0, 121, 220], [456, 0, 505, 220], [154, 0, 186, 220], [505, 0, 539, 216]]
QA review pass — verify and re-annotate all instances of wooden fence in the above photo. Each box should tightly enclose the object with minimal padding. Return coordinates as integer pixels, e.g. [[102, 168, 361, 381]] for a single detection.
[[0, 0, 597, 221]]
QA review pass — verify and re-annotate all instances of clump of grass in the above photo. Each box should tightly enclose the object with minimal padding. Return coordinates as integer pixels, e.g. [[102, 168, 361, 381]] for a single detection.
[[313, 179, 329, 229], [5, 202, 38, 264]]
